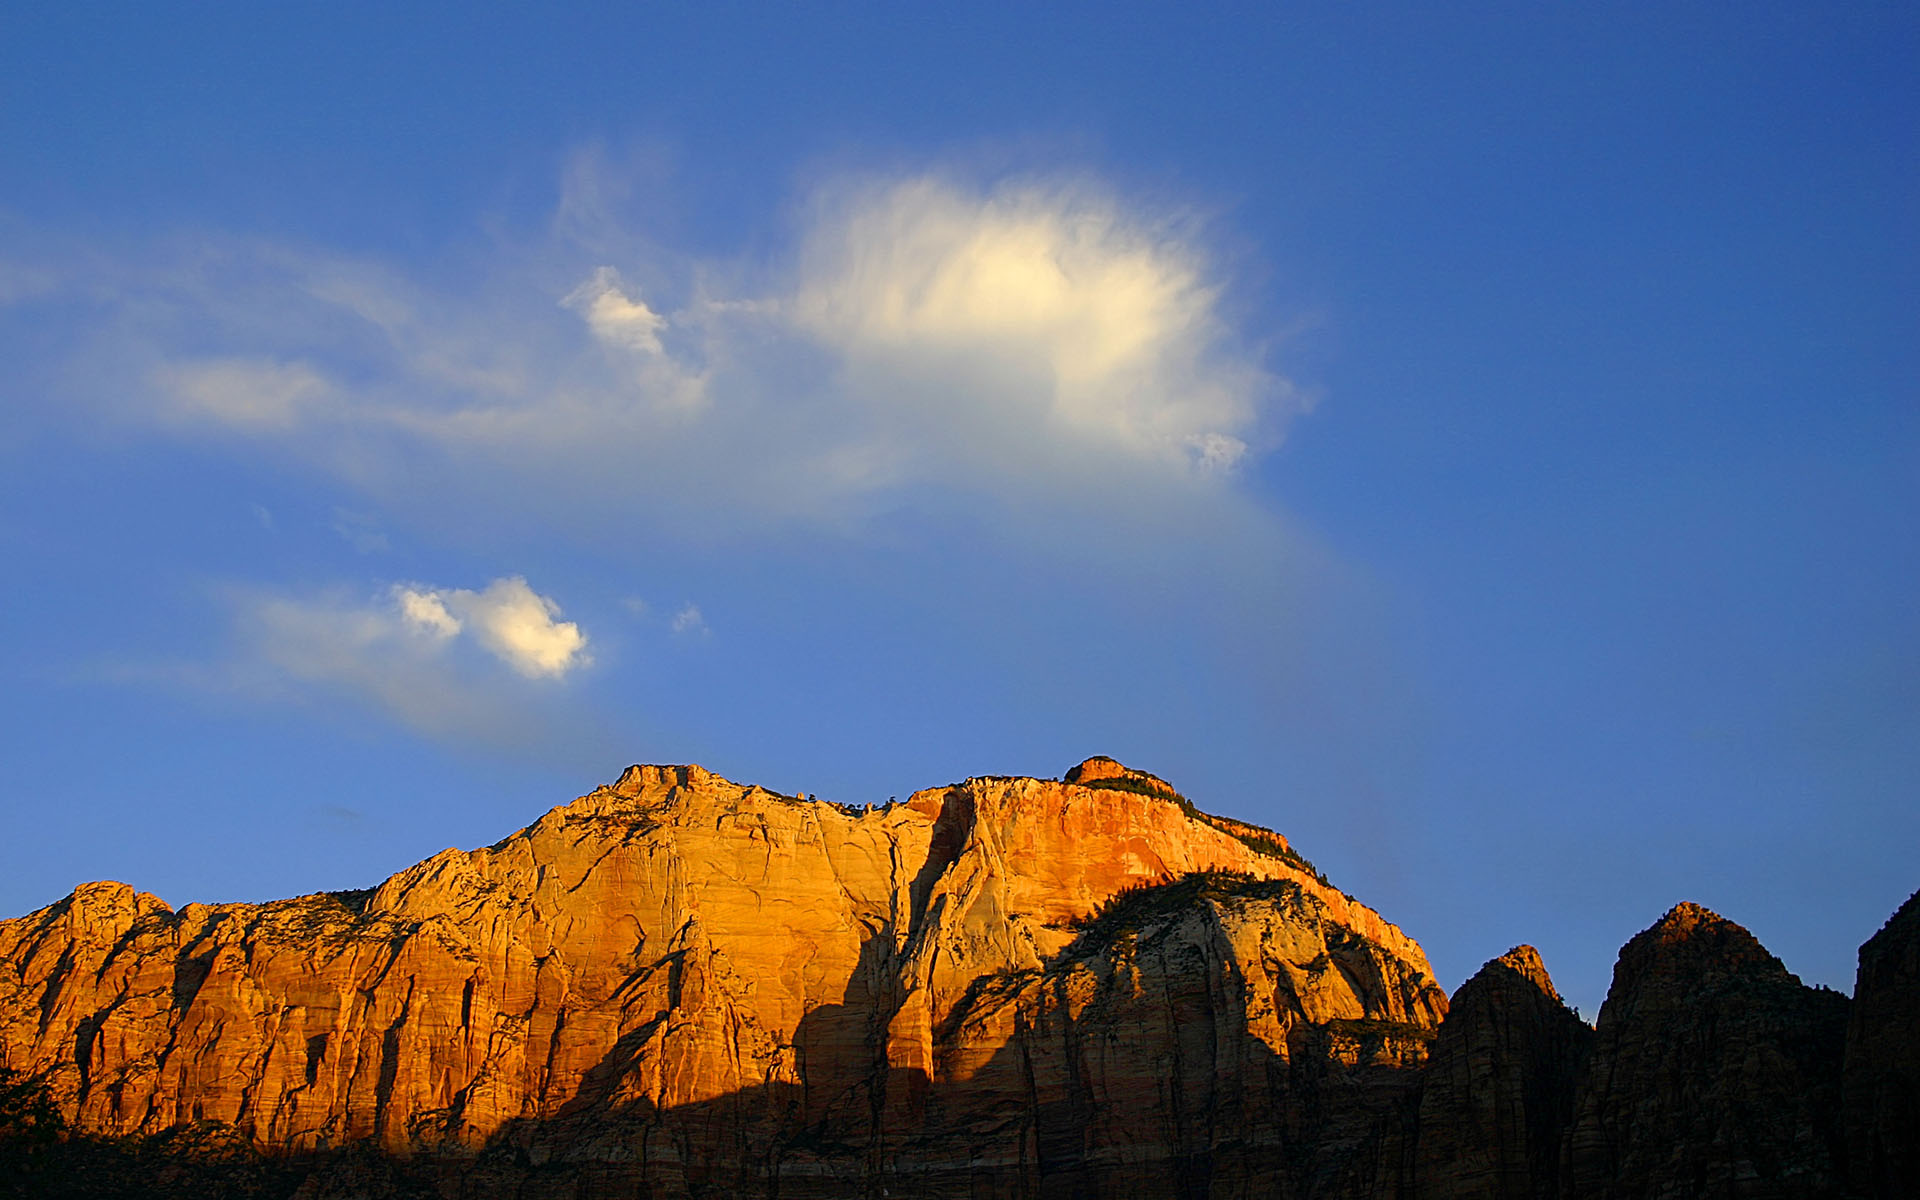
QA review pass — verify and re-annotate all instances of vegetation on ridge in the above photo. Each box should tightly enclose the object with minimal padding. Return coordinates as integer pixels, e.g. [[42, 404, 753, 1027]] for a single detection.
[[1067, 870, 1312, 952]]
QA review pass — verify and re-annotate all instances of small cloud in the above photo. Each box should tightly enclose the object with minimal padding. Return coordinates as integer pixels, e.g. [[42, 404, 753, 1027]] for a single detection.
[[249, 502, 275, 530], [330, 508, 391, 554], [670, 603, 709, 637], [394, 586, 461, 639], [179, 575, 595, 741], [564, 266, 666, 355], [621, 595, 650, 618], [440, 576, 592, 677], [257, 574, 586, 687], [560, 265, 708, 414]]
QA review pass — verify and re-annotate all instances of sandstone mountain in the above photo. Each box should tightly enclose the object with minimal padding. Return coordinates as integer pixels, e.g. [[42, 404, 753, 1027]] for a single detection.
[[0, 759, 1446, 1197], [0, 759, 1911, 1199]]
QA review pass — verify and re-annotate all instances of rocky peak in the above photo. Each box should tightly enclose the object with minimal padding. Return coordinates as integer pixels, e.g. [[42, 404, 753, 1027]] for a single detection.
[[0, 756, 1446, 1197], [2, 766, 1911, 1199], [1566, 901, 1851, 1198], [1062, 754, 1174, 793], [1413, 943, 1589, 1199], [1485, 944, 1562, 1003]]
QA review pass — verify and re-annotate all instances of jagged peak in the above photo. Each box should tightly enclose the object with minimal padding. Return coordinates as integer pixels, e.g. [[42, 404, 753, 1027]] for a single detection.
[[1638, 902, 1775, 961], [1653, 899, 1728, 930], [1063, 755, 1177, 795], [1482, 944, 1562, 1003], [609, 762, 716, 797], [1863, 886, 1920, 945], [1604, 900, 1798, 1011]]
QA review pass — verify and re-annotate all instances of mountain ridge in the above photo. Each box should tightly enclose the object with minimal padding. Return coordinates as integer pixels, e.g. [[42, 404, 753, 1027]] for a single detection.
[[0, 757, 1911, 1198]]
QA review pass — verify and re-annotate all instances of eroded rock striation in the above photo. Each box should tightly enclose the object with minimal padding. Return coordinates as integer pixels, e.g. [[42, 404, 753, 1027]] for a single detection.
[[0, 759, 1445, 1196]]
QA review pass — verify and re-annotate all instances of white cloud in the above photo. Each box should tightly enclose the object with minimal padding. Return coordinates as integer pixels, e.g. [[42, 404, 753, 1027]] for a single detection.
[[439, 576, 591, 677], [85, 576, 601, 746], [252, 576, 587, 702], [565, 266, 666, 354], [22, 163, 1302, 539], [560, 264, 708, 414], [793, 176, 1265, 473], [670, 603, 708, 637], [395, 586, 461, 639]]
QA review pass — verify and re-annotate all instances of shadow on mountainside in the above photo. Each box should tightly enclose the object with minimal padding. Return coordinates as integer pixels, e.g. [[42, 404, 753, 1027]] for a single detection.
[[3, 873, 1439, 1200]]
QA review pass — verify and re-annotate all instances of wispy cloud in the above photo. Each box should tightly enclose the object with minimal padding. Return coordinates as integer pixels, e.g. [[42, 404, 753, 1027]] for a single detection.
[[153, 357, 332, 430], [209, 575, 592, 736], [13, 162, 1303, 541], [669, 603, 709, 637], [9, 160, 1367, 753]]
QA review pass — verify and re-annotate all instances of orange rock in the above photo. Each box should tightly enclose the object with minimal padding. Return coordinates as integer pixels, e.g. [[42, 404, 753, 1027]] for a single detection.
[[0, 758, 1446, 1193]]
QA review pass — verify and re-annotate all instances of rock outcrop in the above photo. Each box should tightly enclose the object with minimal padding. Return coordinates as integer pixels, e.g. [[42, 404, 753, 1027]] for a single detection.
[[1563, 902, 1851, 1199], [1411, 945, 1590, 1200], [3, 758, 1911, 1200], [1844, 888, 1920, 1198], [0, 759, 1445, 1197]]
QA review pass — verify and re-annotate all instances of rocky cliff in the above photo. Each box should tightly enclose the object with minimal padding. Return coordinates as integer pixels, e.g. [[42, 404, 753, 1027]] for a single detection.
[[1410, 945, 1590, 1200], [1844, 888, 1920, 1199], [1, 759, 1912, 1200], [0, 758, 1446, 1197], [1563, 902, 1852, 1199]]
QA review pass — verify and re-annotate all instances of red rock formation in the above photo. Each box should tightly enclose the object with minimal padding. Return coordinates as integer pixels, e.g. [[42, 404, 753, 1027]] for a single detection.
[[1844, 887, 1920, 1199], [1411, 945, 1589, 1200], [1563, 902, 1851, 1200], [0, 759, 1445, 1196]]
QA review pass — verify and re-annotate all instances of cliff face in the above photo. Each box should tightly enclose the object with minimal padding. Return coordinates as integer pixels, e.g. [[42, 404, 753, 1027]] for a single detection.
[[0, 759, 1445, 1196], [1563, 902, 1852, 1200], [3, 759, 1911, 1200], [1845, 888, 1920, 1198], [1411, 945, 1590, 1200]]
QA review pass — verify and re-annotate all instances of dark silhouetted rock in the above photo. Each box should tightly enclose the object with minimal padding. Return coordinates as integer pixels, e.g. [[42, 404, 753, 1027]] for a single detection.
[[1564, 902, 1850, 1199], [1412, 945, 1590, 1199], [1844, 888, 1920, 1199]]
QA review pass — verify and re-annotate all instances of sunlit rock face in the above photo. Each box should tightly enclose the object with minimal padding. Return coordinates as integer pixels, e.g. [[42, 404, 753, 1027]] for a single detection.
[[0, 759, 1446, 1196], [1563, 902, 1852, 1200]]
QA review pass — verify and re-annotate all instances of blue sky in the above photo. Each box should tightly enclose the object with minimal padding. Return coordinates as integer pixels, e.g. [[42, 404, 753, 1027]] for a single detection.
[[1, 4, 1913, 1015]]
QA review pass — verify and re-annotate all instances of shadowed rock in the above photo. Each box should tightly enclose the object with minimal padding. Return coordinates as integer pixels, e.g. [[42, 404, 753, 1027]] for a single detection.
[[1412, 945, 1590, 1200], [1844, 887, 1920, 1199], [1563, 902, 1850, 1200]]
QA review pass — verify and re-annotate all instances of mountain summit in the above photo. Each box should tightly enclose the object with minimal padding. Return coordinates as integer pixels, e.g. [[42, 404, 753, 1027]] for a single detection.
[[0, 759, 1445, 1195]]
